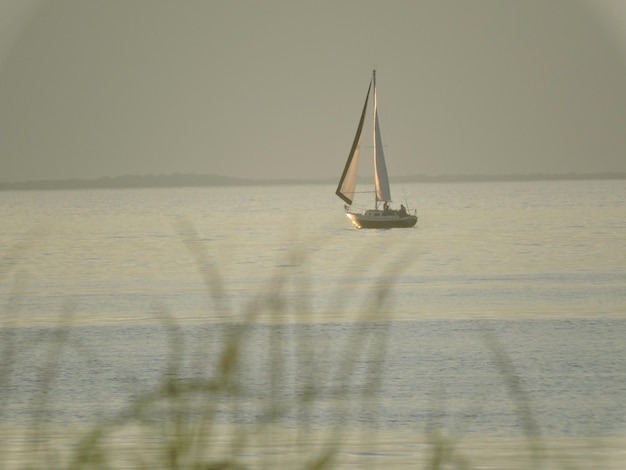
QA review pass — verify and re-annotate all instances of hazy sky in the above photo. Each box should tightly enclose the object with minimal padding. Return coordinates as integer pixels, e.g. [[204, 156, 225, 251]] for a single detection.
[[2, 0, 626, 182]]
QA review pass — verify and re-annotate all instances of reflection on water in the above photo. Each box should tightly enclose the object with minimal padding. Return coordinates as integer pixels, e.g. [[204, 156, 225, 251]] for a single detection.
[[2, 181, 626, 325]]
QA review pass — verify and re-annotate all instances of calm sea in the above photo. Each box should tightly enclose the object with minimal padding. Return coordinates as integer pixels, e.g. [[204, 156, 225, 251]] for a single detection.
[[1, 180, 625, 465]]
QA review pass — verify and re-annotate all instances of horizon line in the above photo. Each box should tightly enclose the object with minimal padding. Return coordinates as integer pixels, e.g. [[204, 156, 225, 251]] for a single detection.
[[2, 171, 626, 191]]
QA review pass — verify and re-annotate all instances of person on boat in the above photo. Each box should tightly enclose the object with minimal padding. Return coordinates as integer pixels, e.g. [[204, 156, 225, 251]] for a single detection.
[[383, 202, 392, 215], [399, 204, 407, 217]]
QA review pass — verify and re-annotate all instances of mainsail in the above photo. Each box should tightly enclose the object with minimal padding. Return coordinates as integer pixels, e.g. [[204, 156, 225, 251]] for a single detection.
[[335, 80, 372, 205], [373, 71, 391, 203]]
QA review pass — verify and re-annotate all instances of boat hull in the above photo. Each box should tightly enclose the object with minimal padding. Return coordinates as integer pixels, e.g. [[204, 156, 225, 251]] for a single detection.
[[346, 212, 418, 229]]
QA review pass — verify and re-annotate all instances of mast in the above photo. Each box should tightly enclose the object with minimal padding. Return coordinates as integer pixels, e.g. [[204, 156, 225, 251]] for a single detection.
[[373, 70, 377, 209]]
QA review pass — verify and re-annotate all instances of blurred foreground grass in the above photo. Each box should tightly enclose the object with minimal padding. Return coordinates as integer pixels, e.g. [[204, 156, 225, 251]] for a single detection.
[[1, 227, 624, 469]]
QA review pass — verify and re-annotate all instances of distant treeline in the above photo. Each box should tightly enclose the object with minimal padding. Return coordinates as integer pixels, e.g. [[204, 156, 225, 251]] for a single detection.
[[1, 172, 625, 191], [0, 174, 319, 190]]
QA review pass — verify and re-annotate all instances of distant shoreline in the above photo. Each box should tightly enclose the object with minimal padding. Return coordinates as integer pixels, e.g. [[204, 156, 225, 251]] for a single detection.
[[1, 172, 625, 191]]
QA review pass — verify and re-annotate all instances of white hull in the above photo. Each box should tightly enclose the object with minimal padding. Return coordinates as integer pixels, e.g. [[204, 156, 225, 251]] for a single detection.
[[346, 209, 418, 229]]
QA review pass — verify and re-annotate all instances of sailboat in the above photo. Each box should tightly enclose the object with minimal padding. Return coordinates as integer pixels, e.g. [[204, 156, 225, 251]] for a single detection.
[[336, 70, 418, 229]]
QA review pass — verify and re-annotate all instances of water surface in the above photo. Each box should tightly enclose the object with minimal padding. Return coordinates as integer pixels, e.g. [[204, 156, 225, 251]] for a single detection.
[[1, 180, 625, 467]]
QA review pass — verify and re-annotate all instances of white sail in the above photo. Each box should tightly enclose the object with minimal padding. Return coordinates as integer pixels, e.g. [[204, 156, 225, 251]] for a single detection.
[[373, 75, 391, 203], [336, 80, 372, 205]]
